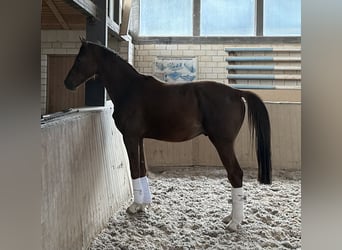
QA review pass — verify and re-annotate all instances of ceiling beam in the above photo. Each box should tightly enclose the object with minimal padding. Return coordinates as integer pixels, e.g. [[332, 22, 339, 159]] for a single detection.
[[45, 0, 70, 29], [65, 0, 97, 18], [119, 0, 132, 35]]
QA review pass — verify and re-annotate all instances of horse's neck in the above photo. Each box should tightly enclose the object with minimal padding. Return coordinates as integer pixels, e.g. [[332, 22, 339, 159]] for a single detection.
[[100, 57, 141, 106]]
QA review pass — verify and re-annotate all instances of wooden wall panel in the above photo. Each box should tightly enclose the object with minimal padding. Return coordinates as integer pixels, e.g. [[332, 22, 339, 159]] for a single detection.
[[250, 89, 301, 102], [41, 105, 131, 250], [144, 139, 193, 166], [145, 103, 301, 170], [266, 103, 301, 169], [47, 55, 85, 113]]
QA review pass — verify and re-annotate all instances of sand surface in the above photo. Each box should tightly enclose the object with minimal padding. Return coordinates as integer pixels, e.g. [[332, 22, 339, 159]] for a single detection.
[[89, 167, 301, 249]]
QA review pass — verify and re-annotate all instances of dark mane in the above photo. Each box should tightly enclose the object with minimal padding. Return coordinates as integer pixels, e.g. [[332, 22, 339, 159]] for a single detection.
[[86, 41, 142, 78]]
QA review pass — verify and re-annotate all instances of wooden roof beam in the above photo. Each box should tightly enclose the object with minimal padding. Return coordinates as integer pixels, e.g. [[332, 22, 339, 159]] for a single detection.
[[65, 0, 97, 18], [120, 0, 132, 36], [44, 0, 70, 30]]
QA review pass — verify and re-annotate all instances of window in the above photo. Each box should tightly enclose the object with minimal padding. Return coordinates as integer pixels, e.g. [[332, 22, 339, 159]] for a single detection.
[[138, 0, 301, 37], [201, 0, 255, 36], [107, 0, 121, 24], [140, 0, 193, 36], [264, 0, 301, 36]]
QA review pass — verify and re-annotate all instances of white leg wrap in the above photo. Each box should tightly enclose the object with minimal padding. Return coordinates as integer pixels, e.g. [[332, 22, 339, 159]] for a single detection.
[[140, 176, 152, 203], [227, 187, 244, 231], [231, 187, 244, 223], [132, 176, 152, 204], [127, 177, 152, 214]]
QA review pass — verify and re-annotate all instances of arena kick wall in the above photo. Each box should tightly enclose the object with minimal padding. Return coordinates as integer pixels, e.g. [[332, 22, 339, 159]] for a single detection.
[[41, 105, 132, 250]]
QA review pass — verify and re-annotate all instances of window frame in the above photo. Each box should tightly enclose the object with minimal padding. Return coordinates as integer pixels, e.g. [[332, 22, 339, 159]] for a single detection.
[[133, 0, 301, 42]]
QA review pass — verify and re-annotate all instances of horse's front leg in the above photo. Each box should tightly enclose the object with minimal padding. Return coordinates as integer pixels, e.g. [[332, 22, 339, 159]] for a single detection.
[[123, 137, 152, 214]]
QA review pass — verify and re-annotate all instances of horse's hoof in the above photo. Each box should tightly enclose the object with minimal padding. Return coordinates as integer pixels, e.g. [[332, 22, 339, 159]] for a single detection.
[[222, 214, 232, 224], [126, 202, 149, 214], [227, 221, 241, 231]]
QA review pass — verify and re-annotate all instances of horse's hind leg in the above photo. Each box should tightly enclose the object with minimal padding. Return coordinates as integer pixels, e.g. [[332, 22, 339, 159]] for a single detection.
[[210, 138, 245, 231]]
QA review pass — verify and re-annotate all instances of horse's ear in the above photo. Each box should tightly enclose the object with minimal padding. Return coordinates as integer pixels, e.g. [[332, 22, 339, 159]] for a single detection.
[[79, 36, 86, 43]]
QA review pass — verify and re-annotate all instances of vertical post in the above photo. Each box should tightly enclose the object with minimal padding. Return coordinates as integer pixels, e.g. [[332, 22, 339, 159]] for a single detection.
[[120, 0, 132, 36], [85, 0, 108, 106], [193, 0, 201, 36], [256, 0, 264, 36]]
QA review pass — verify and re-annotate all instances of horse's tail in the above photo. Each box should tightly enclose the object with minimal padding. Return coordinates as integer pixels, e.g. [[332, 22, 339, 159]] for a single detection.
[[240, 91, 272, 184]]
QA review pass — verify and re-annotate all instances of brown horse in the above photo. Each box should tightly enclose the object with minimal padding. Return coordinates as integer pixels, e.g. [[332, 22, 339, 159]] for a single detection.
[[64, 39, 271, 231]]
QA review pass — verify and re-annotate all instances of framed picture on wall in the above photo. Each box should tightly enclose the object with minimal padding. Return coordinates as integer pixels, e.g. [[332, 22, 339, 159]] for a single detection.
[[154, 57, 197, 83]]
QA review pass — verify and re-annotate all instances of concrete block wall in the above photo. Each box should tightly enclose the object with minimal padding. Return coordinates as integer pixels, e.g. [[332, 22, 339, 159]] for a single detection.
[[134, 43, 301, 87], [225, 48, 301, 87], [134, 44, 228, 82]]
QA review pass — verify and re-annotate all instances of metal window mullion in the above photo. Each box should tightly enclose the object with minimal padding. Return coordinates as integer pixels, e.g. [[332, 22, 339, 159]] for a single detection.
[[193, 0, 200, 36], [256, 0, 264, 36]]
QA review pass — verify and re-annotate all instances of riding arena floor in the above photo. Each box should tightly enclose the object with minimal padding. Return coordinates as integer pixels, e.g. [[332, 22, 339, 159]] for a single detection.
[[89, 166, 301, 250]]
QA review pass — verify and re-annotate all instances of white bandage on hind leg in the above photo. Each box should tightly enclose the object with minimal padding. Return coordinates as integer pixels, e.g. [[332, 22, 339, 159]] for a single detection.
[[231, 187, 244, 224], [132, 176, 152, 204], [140, 176, 152, 203]]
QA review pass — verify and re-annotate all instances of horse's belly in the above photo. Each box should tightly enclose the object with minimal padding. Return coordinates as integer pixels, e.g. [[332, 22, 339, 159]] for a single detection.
[[145, 121, 204, 142]]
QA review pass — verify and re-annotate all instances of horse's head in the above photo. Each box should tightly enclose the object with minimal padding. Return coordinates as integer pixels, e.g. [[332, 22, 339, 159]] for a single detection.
[[64, 38, 99, 90]]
